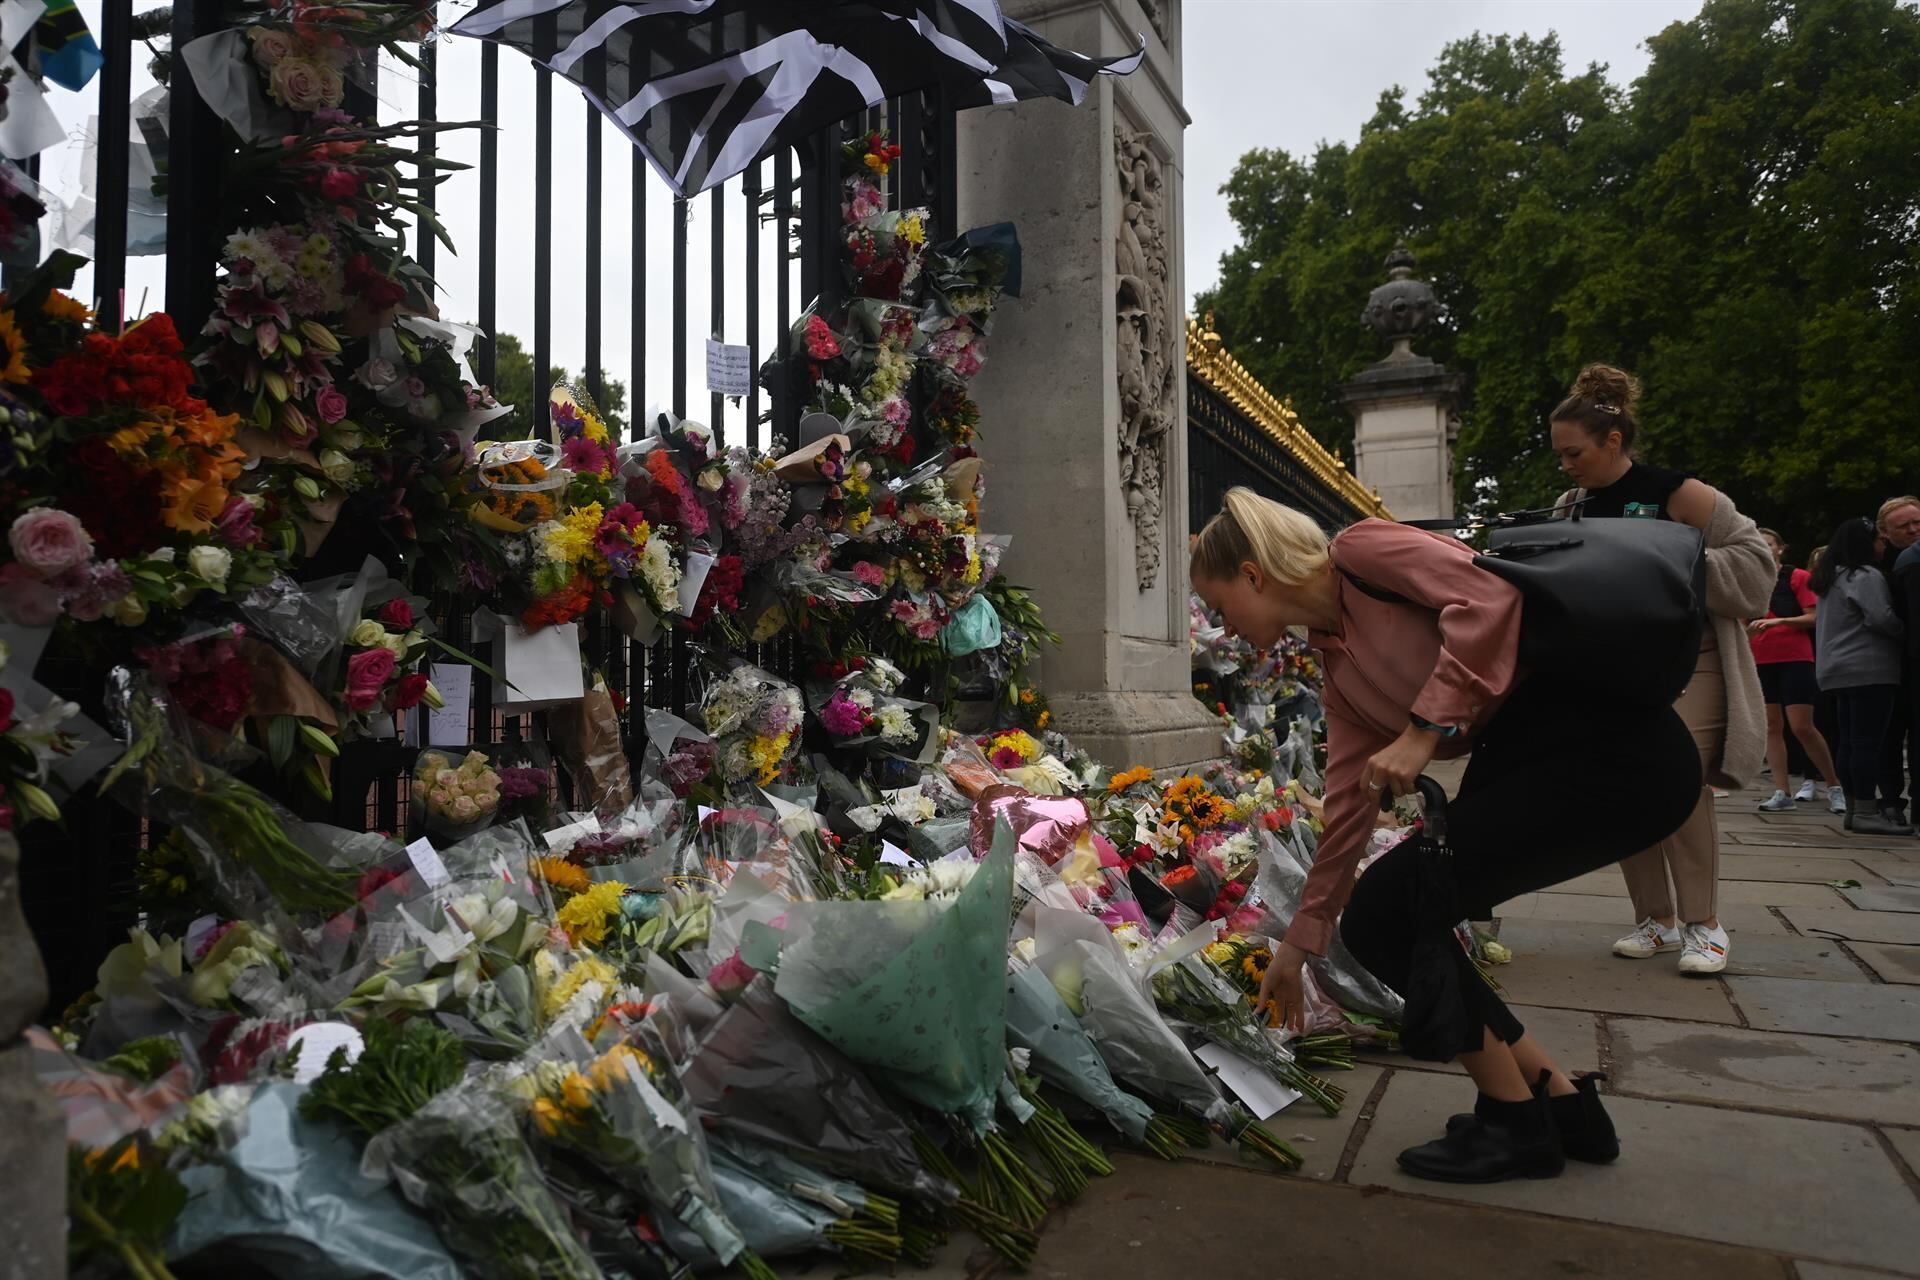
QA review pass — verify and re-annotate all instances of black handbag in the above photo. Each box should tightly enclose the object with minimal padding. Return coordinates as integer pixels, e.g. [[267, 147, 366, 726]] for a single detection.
[[1357, 503, 1707, 707]]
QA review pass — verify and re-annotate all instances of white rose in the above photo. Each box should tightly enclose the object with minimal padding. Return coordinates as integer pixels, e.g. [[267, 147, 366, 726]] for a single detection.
[[186, 546, 233, 590], [378, 631, 409, 656], [348, 618, 387, 648], [318, 449, 356, 486]]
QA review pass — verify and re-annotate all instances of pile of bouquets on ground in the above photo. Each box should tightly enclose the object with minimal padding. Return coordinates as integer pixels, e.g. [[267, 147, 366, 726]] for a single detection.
[[1190, 592, 1325, 779], [41, 649, 1429, 1280]]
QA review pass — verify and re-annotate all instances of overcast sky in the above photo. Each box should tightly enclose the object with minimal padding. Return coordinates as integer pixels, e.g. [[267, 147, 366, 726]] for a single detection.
[[43, 0, 1702, 428]]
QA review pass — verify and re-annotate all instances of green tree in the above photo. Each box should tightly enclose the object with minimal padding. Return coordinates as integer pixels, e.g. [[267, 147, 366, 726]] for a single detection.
[[1200, 0, 1920, 551], [489, 332, 629, 439]]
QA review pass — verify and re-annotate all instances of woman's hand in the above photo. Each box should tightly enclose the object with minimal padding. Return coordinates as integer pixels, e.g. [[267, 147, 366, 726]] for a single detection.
[[1360, 724, 1441, 800], [1746, 617, 1779, 636], [1255, 941, 1312, 1034]]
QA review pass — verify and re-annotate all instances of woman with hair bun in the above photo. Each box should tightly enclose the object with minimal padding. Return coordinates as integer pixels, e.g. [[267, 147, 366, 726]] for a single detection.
[[1190, 490, 1700, 1184], [1549, 364, 1773, 977]]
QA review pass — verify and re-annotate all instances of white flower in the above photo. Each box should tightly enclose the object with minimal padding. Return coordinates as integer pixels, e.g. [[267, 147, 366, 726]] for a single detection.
[[638, 533, 681, 604], [149, 546, 176, 564], [876, 703, 916, 744], [348, 618, 387, 648], [186, 545, 233, 589], [318, 448, 356, 486]]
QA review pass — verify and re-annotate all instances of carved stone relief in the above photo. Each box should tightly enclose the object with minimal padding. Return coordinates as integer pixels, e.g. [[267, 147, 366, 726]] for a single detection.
[[1115, 126, 1174, 592]]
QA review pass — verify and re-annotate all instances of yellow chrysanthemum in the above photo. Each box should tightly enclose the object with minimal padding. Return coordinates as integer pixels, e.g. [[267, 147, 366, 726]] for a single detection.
[[0, 310, 29, 385], [747, 731, 793, 785], [540, 952, 617, 1023], [900, 214, 926, 246], [540, 501, 605, 567], [556, 880, 626, 946], [532, 856, 591, 896], [530, 1096, 568, 1136]]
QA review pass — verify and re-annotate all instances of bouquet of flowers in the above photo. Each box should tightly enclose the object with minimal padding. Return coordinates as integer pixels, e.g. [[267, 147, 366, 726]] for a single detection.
[[700, 664, 803, 788], [810, 656, 939, 764], [412, 749, 502, 839]]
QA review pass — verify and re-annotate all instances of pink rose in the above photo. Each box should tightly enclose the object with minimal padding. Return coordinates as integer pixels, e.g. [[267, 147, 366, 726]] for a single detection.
[[314, 384, 349, 424], [9, 508, 94, 576], [343, 647, 397, 711], [0, 562, 60, 626], [378, 598, 414, 630]]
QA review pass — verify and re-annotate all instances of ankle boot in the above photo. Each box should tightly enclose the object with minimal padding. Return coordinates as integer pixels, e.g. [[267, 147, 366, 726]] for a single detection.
[[1850, 801, 1911, 837], [1400, 1085, 1565, 1184], [1447, 1072, 1619, 1162]]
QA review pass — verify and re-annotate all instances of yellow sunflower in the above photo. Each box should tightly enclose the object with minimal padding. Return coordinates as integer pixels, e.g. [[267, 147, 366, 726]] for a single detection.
[[0, 310, 30, 385]]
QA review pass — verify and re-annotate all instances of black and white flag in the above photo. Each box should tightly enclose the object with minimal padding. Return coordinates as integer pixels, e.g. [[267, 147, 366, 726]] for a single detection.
[[450, 0, 1144, 197]]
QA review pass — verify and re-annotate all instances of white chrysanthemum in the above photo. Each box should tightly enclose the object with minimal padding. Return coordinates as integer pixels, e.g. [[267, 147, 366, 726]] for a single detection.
[[876, 703, 916, 744], [639, 533, 681, 603]]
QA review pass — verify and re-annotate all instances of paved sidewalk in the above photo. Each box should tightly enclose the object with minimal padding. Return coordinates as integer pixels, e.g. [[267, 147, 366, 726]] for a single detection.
[[909, 774, 1920, 1280]]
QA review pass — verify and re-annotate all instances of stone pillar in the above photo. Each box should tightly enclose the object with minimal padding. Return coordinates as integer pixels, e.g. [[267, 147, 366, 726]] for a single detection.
[[957, 0, 1218, 770], [0, 832, 65, 1280], [1342, 247, 1462, 523]]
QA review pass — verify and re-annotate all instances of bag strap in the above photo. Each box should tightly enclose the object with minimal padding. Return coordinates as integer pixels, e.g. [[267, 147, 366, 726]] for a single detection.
[[1396, 499, 1586, 533], [1339, 567, 1415, 606]]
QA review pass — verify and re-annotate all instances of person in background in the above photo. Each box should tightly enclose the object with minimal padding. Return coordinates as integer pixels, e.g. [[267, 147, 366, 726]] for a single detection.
[[1872, 496, 1920, 827], [1549, 364, 1772, 976], [1191, 489, 1698, 1184], [1812, 517, 1911, 837], [1898, 522, 1920, 801], [1749, 530, 1844, 813]]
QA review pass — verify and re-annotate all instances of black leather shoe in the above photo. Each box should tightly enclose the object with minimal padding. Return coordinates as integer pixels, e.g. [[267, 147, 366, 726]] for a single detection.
[[1447, 1071, 1619, 1163], [1401, 1092, 1564, 1184]]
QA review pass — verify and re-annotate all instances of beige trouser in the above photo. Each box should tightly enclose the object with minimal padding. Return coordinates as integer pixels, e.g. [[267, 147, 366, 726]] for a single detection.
[[1620, 632, 1725, 924]]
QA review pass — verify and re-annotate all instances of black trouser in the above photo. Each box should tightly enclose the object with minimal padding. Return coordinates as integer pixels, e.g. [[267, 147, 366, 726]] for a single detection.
[[1339, 675, 1700, 1054], [1840, 684, 1901, 805], [1876, 662, 1913, 811]]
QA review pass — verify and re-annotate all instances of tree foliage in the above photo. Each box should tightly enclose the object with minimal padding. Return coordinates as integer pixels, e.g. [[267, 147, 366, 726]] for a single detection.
[[1199, 0, 1920, 550], [490, 332, 629, 439]]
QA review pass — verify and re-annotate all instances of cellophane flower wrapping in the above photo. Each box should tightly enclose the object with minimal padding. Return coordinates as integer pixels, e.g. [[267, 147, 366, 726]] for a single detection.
[[699, 664, 804, 790], [1029, 903, 1231, 1126], [1002, 963, 1155, 1144], [1241, 826, 1404, 1021], [679, 981, 956, 1206], [770, 823, 1015, 1133], [519, 1023, 748, 1267], [167, 1082, 466, 1280], [363, 1079, 603, 1280], [657, 1143, 841, 1266]]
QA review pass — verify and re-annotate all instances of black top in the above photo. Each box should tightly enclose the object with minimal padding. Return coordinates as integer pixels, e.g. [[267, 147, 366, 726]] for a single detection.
[[1579, 462, 1689, 522]]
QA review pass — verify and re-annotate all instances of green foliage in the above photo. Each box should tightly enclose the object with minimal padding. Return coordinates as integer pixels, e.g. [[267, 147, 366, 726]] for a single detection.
[[301, 1018, 466, 1141], [1201, 0, 1920, 550], [491, 332, 629, 439]]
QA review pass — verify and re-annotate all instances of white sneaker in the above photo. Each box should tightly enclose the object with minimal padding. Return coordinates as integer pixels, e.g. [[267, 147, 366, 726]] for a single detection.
[[1794, 779, 1818, 802], [1757, 789, 1795, 812], [1613, 918, 1682, 959], [1678, 923, 1730, 975], [1829, 785, 1847, 814]]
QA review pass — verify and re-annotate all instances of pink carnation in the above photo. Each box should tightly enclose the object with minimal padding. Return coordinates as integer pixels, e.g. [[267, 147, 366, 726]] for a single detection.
[[820, 689, 869, 737]]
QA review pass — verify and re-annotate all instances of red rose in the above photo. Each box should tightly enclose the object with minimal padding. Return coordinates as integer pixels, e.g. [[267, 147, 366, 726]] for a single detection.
[[318, 168, 361, 199], [0, 687, 13, 733], [386, 671, 430, 712], [378, 598, 414, 630]]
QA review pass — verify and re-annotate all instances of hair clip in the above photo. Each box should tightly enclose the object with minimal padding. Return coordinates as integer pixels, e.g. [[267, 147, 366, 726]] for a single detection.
[[1593, 401, 1621, 415]]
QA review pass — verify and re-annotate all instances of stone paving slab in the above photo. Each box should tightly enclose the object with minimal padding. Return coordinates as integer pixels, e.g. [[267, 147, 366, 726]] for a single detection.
[[1176, 1062, 1382, 1180], [1476, 925, 1742, 1023], [1540, 873, 1843, 907], [1780, 908, 1920, 945], [1796, 1264, 1911, 1280], [926, 1153, 1799, 1280], [1718, 854, 1897, 883], [1608, 1017, 1920, 1125], [1883, 1125, 1920, 1178], [1347, 1071, 1920, 1273], [1725, 976, 1920, 1042], [1354, 1004, 1598, 1077], [1494, 920, 1866, 984], [1839, 885, 1920, 913], [1495, 893, 1792, 935], [1726, 830, 1892, 850], [1849, 942, 1920, 984]]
